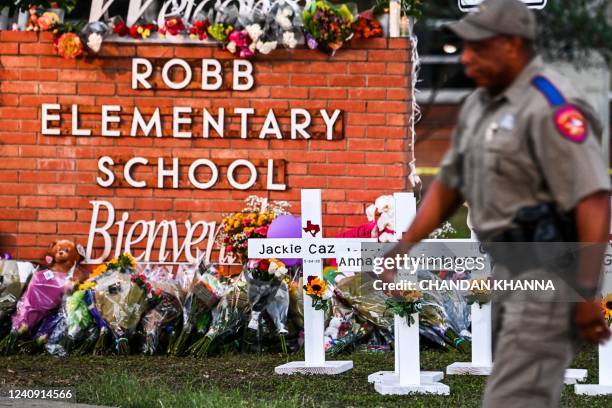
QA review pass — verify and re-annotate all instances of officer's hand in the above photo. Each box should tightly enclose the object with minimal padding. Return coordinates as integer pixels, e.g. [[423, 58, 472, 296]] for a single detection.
[[574, 301, 611, 345]]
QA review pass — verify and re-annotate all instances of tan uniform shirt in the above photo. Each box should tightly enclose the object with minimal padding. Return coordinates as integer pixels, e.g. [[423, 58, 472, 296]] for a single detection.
[[438, 56, 610, 241]]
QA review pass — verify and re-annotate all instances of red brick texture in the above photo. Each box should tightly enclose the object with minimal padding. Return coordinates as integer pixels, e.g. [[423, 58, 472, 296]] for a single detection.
[[0, 32, 413, 261]]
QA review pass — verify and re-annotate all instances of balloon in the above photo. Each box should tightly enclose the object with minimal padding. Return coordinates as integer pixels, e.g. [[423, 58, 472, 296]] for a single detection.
[[266, 215, 302, 266]]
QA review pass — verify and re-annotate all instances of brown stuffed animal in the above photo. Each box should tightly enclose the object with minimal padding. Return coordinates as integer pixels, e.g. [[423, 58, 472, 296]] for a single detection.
[[25, 5, 39, 32], [45, 240, 88, 282]]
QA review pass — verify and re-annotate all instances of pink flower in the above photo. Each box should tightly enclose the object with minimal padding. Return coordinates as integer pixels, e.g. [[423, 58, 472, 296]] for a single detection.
[[254, 226, 269, 236], [228, 29, 249, 48], [239, 47, 254, 58]]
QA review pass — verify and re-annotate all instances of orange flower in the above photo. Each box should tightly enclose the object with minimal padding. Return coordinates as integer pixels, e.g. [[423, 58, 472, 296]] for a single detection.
[[55, 33, 83, 59], [305, 276, 327, 297]]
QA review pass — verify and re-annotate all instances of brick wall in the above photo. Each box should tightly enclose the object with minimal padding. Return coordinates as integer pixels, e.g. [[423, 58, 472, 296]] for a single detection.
[[0, 31, 413, 262]]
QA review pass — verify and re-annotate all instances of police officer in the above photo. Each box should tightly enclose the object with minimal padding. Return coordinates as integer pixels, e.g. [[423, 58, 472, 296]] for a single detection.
[[396, 0, 611, 406]]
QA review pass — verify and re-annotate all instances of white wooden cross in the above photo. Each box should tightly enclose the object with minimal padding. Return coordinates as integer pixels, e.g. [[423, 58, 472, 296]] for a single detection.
[[575, 241, 612, 395], [248, 189, 375, 375], [447, 212, 588, 384], [366, 193, 449, 395]]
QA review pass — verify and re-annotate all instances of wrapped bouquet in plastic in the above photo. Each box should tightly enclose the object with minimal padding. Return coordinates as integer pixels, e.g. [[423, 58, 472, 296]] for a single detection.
[[0, 261, 35, 326], [139, 266, 182, 355], [170, 263, 222, 356], [189, 278, 249, 357], [92, 253, 149, 354], [334, 271, 471, 352]]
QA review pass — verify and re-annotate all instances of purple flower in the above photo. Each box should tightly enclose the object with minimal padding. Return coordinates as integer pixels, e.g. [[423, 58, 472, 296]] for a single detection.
[[306, 34, 318, 49]]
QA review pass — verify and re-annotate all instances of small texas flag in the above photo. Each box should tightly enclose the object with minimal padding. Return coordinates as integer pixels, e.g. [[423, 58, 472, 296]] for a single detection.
[[303, 220, 321, 237]]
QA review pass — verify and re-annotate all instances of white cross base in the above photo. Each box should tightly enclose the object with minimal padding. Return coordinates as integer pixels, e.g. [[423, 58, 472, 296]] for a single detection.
[[446, 304, 587, 384], [275, 360, 354, 375], [575, 338, 612, 395], [447, 303, 494, 376], [373, 316, 449, 395], [369, 316, 444, 384]]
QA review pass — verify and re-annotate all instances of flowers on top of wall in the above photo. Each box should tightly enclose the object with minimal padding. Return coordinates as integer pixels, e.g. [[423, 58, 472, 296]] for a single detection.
[[37, 0, 385, 59]]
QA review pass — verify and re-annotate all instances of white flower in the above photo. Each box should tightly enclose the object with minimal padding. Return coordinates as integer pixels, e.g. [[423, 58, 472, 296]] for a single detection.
[[256, 40, 277, 55], [268, 260, 287, 278], [376, 212, 394, 231], [226, 41, 237, 54], [375, 195, 394, 215], [87, 33, 103, 53], [246, 24, 263, 42], [249, 41, 257, 53], [365, 204, 377, 222], [322, 288, 333, 300], [275, 8, 293, 30], [282, 31, 297, 48]]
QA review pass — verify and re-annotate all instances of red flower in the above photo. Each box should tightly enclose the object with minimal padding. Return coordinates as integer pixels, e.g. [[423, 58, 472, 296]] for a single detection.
[[129, 25, 140, 39], [113, 21, 129, 37], [258, 259, 270, 272]]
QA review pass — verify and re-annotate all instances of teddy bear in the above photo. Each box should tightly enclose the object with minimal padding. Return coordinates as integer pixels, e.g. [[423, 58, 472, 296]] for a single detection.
[[25, 5, 39, 32], [45, 240, 88, 283]]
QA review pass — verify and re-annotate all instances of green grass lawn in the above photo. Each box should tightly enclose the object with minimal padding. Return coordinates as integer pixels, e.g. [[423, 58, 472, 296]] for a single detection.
[[1, 347, 611, 407]]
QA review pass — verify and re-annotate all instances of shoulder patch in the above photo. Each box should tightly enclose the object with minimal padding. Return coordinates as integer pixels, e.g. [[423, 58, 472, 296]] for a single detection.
[[554, 105, 588, 143], [531, 75, 566, 107]]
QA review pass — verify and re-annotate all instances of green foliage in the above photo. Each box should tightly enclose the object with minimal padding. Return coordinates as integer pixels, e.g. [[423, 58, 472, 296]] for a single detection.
[[374, 0, 424, 18], [536, 0, 612, 63], [384, 297, 423, 326], [419, 0, 612, 64]]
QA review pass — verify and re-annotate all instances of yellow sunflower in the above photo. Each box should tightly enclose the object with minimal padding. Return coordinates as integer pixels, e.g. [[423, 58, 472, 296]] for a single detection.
[[90, 263, 107, 279], [124, 252, 137, 268], [305, 277, 327, 298]]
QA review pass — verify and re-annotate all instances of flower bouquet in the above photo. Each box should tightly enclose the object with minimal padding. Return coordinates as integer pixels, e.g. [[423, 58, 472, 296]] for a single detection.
[[16, 310, 64, 354], [139, 266, 182, 355], [158, 16, 186, 41], [0, 261, 34, 325], [80, 21, 111, 54], [242, 259, 290, 353], [42, 311, 69, 356], [302, 0, 357, 55], [91, 253, 149, 355], [303, 275, 332, 312], [189, 19, 210, 40], [206, 0, 238, 43], [0, 266, 71, 354], [216, 196, 289, 264], [351, 9, 383, 40], [385, 290, 423, 327], [169, 263, 221, 356], [188, 279, 249, 357], [465, 278, 492, 308]]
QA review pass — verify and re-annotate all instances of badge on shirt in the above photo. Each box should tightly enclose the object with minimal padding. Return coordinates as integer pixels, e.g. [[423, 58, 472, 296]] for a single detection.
[[554, 105, 588, 143]]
